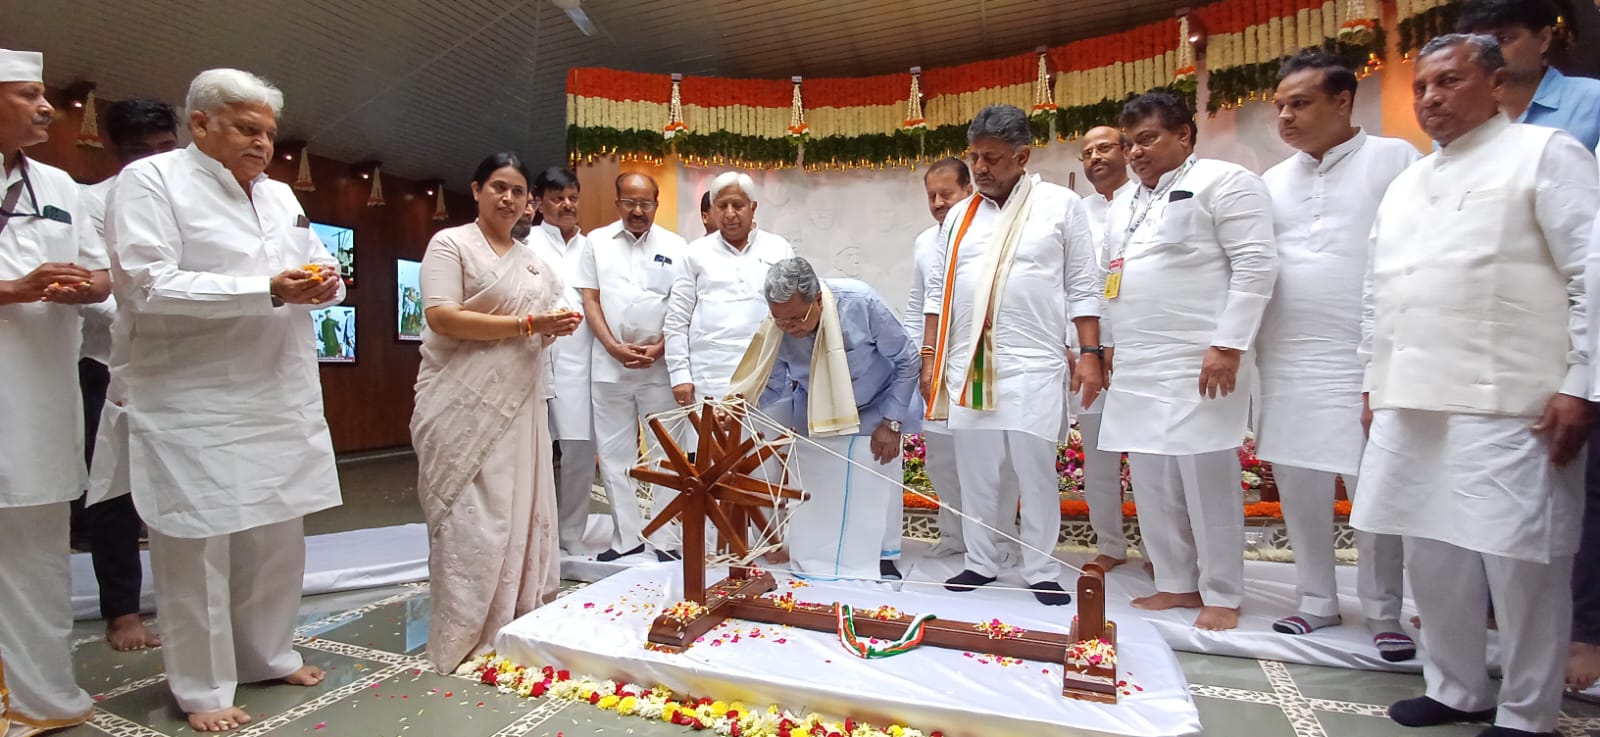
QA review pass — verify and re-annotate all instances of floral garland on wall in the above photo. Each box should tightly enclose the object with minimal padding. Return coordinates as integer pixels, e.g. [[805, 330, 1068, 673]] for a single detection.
[[565, 18, 1184, 170], [1050, 18, 1189, 139], [1396, 0, 1462, 56], [1195, 0, 1386, 114]]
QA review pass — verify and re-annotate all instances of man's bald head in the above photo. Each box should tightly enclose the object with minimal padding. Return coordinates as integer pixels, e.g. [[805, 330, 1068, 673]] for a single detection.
[[1079, 125, 1130, 198]]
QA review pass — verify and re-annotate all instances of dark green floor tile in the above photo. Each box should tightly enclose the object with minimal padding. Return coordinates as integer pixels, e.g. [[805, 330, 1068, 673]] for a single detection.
[[1192, 695, 1298, 736], [518, 701, 696, 737], [264, 667, 537, 737], [1175, 651, 1273, 691], [306, 597, 429, 656], [1313, 707, 1484, 737], [74, 639, 167, 697], [95, 647, 380, 733], [1284, 662, 1426, 705]]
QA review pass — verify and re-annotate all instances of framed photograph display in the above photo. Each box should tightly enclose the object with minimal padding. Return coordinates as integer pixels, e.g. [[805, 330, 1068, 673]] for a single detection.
[[397, 258, 425, 343], [312, 305, 357, 364], [312, 222, 355, 285]]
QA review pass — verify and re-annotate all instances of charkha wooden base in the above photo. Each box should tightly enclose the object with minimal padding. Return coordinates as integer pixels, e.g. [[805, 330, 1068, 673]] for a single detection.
[[632, 404, 1117, 703]]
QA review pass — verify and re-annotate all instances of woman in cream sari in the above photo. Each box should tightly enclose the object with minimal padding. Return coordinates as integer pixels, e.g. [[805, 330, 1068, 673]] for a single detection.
[[412, 153, 585, 673]]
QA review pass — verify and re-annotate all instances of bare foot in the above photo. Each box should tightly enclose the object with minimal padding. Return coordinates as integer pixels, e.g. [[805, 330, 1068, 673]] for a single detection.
[[187, 706, 252, 732], [1195, 606, 1242, 631], [1090, 554, 1126, 572], [1568, 642, 1600, 691], [106, 614, 161, 651], [1131, 591, 1203, 611], [283, 665, 326, 686]]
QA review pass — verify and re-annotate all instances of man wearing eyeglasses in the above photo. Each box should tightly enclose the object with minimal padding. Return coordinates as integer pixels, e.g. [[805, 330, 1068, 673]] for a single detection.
[[0, 46, 107, 737], [1097, 90, 1278, 632], [729, 257, 918, 581], [1073, 125, 1137, 575], [576, 172, 689, 562]]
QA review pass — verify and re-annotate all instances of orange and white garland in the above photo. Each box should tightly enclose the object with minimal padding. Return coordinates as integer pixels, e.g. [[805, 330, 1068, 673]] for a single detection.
[[786, 76, 809, 142], [900, 67, 926, 133], [76, 91, 103, 149], [293, 149, 316, 192], [664, 73, 687, 140], [1030, 49, 1057, 121], [1175, 16, 1198, 83]]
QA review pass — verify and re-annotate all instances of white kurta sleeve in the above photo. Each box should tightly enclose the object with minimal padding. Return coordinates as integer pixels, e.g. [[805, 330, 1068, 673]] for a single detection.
[[1208, 169, 1278, 351], [573, 237, 599, 291], [1534, 133, 1599, 399], [290, 193, 345, 308], [109, 168, 274, 318], [1062, 196, 1102, 322], [663, 256, 698, 386], [903, 238, 927, 337], [923, 206, 958, 318], [1359, 218, 1379, 394]]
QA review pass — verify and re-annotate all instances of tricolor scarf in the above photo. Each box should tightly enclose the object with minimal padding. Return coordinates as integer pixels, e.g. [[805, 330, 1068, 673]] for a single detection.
[[727, 281, 860, 437], [925, 174, 1036, 420]]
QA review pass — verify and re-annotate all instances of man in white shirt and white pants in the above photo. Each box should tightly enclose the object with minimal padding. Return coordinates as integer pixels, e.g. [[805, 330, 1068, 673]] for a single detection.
[[920, 104, 1105, 605], [0, 47, 108, 737], [528, 168, 598, 555], [99, 68, 343, 733], [1075, 125, 1138, 573], [904, 157, 983, 559], [1099, 91, 1278, 632], [577, 172, 687, 562], [1355, 35, 1596, 737], [1257, 49, 1418, 661]]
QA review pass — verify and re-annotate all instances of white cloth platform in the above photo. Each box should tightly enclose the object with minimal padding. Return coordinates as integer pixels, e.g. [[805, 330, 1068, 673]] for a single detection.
[[561, 536, 1506, 675], [496, 562, 1202, 737], [69, 523, 430, 621]]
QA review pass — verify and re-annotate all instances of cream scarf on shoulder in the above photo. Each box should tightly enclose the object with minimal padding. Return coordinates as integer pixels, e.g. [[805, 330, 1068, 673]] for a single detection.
[[727, 281, 860, 437]]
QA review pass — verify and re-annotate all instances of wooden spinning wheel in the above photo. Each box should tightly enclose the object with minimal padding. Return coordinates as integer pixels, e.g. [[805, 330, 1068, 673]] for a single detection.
[[631, 402, 804, 601], [629, 401, 1118, 702]]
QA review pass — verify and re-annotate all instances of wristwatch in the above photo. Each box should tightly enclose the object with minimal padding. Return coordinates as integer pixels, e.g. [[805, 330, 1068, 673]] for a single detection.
[[884, 419, 902, 433], [1080, 345, 1105, 356]]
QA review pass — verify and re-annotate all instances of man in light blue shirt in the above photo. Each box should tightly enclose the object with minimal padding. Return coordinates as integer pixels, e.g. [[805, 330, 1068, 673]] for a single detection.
[[1458, 0, 1600, 150], [752, 258, 919, 582]]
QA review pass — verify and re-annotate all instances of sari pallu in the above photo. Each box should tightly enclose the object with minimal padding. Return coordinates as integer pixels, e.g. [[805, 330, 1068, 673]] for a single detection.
[[412, 236, 562, 673]]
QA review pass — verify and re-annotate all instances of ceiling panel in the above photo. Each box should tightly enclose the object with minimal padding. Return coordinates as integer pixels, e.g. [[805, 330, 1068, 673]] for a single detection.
[[0, 0, 1191, 191]]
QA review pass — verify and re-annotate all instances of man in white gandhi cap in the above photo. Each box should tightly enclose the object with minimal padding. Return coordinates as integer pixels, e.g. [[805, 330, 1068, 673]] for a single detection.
[[0, 47, 109, 737]]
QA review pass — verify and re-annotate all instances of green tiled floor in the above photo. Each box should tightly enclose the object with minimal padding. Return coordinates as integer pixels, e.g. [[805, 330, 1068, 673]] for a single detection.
[[51, 582, 1600, 737]]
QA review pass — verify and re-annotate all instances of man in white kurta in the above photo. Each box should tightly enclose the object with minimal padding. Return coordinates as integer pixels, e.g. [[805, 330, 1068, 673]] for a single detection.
[[577, 173, 687, 561], [1355, 36, 1596, 737], [664, 172, 796, 404], [904, 158, 984, 559], [921, 104, 1105, 605], [99, 69, 343, 732], [736, 260, 919, 581], [1099, 91, 1278, 631], [0, 47, 106, 736], [1257, 51, 1419, 660], [1075, 125, 1137, 572], [528, 171, 598, 555]]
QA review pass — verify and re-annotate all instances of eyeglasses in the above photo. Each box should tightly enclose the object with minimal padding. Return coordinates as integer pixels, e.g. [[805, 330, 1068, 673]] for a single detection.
[[773, 300, 817, 328], [616, 198, 658, 212], [1078, 142, 1124, 161]]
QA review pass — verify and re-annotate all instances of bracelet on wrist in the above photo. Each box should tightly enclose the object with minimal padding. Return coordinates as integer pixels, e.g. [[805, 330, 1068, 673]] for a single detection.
[[918, 345, 936, 356]]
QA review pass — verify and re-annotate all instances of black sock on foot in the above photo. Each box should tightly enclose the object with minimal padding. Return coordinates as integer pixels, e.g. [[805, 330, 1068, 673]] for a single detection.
[[1389, 696, 1495, 727], [880, 559, 902, 581], [596, 543, 646, 562], [944, 569, 996, 592], [1031, 581, 1072, 606]]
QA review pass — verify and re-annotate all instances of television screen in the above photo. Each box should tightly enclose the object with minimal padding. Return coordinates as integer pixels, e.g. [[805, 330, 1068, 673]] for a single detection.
[[312, 305, 357, 364], [397, 258, 425, 343], [312, 222, 355, 285]]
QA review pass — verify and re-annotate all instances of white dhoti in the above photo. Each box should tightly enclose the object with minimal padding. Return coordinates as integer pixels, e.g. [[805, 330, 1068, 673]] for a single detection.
[[592, 381, 678, 552], [548, 402, 597, 552], [1075, 412, 1128, 560], [1272, 467, 1403, 620], [785, 435, 898, 581], [0, 503, 93, 732], [150, 517, 307, 713], [1126, 450, 1245, 608], [952, 429, 1060, 584], [1356, 408, 1581, 733]]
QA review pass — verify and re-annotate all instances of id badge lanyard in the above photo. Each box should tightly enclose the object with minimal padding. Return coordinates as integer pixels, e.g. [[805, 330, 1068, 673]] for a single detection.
[[1105, 157, 1194, 300]]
